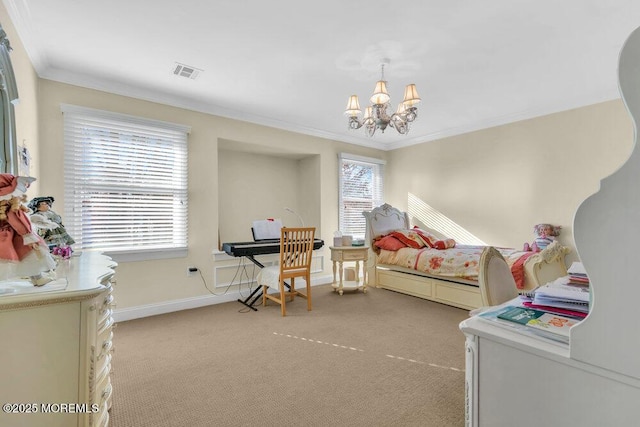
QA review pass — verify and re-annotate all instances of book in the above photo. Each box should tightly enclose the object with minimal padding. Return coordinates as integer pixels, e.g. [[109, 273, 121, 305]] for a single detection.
[[497, 306, 579, 342], [475, 304, 571, 345], [532, 294, 589, 313], [521, 302, 587, 319], [535, 279, 590, 303], [567, 261, 590, 286], [567, 262, 587, 275], [531, 277, 590, 313]]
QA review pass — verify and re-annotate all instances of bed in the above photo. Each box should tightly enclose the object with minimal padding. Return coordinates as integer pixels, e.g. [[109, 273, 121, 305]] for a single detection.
[[363, 203, 570, 310]]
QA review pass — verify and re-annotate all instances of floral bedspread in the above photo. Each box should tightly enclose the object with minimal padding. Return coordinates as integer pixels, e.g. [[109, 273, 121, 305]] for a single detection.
[[376, 245, 531, 282]]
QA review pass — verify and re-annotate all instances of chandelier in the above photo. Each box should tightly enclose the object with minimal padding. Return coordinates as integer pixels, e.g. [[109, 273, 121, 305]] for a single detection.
[[344, 59, 421, 137]]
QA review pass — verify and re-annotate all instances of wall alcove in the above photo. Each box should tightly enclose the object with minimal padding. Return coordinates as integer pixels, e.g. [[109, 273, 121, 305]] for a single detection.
[[217, 138, 321, 244]]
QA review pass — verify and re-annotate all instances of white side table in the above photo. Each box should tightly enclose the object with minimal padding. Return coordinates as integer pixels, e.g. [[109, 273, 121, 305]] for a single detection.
[[329, 246, 368, 295]]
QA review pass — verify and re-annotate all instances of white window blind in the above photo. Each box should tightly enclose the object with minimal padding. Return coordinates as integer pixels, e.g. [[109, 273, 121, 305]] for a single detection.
[[62, 105, 190, 259], [338, 153, 385, 239]]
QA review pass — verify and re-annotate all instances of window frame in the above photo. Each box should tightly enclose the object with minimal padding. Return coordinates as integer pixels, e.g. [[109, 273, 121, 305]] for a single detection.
[[338, 152, 385, 240], [61, 104, 190, 262]]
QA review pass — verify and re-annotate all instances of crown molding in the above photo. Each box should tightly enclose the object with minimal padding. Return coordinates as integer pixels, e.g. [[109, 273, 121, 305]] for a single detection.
[[3, 0, 50, 72], [39, 65, 625, 153]]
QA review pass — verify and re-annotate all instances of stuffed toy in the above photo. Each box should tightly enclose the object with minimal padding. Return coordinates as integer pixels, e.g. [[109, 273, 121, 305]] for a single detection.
[[523, 223, 561, 252], [0, 174, 57, 285], [28, 196, 75, 250]]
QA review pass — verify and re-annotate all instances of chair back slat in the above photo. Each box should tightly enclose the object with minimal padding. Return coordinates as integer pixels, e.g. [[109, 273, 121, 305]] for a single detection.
[[280, 227, 315, 271]]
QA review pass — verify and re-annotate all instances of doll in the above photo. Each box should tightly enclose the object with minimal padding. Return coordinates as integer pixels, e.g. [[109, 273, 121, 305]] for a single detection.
[[28, 196, 75, 250], [523, 223, 561, 252], [0, 174, 57, 285]]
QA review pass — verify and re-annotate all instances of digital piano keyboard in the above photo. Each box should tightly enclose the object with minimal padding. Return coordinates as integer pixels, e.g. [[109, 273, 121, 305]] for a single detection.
[[222, 238, 324, 257]]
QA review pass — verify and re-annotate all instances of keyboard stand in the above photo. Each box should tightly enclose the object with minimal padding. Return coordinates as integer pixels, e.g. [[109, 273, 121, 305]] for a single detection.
[[237, 255, 265, 311], [236, 255, 292, 311]]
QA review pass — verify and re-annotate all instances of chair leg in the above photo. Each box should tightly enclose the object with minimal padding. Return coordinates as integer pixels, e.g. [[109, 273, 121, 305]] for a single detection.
[[262, 285, 268, 306], [279, 280, 287, 316], [306, 273, 312, 311], [290, 277, 295, 301]]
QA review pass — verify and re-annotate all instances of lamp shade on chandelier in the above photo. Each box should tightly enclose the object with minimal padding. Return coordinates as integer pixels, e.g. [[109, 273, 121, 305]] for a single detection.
[[345, 59, 421, 137]]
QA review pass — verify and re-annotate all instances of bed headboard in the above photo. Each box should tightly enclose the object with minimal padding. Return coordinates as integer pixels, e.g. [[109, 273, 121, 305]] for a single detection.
[[362, 203, 410, 244]]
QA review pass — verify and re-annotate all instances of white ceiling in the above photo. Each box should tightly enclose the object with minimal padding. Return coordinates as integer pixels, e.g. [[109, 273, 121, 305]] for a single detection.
[[5, 1, 640, 151]]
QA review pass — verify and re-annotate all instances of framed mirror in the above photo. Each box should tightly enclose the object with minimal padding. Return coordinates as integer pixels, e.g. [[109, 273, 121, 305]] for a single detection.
[[0, 24, 19, 174]]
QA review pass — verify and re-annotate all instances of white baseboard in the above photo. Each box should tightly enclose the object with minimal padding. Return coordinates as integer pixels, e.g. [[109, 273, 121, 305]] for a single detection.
[[113, 274, 333, 322]]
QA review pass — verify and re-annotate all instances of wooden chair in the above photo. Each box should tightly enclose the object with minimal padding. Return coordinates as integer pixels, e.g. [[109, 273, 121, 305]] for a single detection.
[[478, 246, 519, 307], [257, 227, 316, 316]]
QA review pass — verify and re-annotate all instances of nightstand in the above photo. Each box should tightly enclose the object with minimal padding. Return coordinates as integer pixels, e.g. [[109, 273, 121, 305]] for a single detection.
[[329, 246, 368, 295]]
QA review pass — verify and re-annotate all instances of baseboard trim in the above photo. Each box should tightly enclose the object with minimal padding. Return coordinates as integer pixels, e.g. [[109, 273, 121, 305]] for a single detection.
[[114, 274, 333, 322]]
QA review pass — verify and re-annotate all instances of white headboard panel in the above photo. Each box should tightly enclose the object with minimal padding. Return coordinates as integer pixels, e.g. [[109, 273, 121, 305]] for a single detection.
[[362, 203, 410, 244]]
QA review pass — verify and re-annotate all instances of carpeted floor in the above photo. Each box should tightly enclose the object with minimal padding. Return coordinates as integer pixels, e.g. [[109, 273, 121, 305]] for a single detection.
[[109, 284, 470, 426]]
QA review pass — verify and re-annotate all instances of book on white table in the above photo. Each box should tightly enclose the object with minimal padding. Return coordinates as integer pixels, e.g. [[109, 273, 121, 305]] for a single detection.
[[496, 306, 579, 344], [535, 277, 590, 302]]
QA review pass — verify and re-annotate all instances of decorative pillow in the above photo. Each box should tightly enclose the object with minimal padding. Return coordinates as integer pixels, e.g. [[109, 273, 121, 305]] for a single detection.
[[433, 238, 456, 250], [411, 226, 439, 248], [374, 235, 407, 251], [412, 226, 456, 250], [388, 229, 426, 249]]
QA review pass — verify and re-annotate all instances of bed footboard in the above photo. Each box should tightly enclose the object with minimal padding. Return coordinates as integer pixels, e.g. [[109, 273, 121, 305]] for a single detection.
[[522, 241, 569, 290]]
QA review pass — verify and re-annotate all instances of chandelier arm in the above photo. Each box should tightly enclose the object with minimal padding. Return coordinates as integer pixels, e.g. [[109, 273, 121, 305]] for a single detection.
[[348, 117, 364, 130]]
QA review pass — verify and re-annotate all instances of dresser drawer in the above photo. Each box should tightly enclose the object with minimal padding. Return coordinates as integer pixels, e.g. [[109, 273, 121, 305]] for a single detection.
[[98, 293, 114, 317], [95, 359, 111, 396], [92, 381, 112, 427], [342, 251, 367, 261], [95, 329, 113, 364]]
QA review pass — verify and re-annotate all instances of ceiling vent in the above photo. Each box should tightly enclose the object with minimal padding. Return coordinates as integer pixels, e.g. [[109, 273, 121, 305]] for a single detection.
[[173, 63, 202, 80]]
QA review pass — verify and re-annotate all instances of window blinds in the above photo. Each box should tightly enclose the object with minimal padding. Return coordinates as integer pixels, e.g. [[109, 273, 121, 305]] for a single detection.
[[62, 105, 189, 255], [338, 153, 385, 239]]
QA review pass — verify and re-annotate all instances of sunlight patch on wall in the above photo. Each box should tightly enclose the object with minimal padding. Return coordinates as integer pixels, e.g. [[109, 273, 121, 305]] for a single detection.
[[407, 193, 486, 245]]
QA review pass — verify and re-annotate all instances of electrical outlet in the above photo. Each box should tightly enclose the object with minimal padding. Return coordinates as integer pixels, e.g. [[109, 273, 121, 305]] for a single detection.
[[187, 266, 198, 277]]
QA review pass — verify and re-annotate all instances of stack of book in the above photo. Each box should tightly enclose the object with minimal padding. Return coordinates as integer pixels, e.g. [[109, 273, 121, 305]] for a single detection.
[[477, 264, 592, 344], [567, 261, 590, 286], [519, 275, 590, 319]]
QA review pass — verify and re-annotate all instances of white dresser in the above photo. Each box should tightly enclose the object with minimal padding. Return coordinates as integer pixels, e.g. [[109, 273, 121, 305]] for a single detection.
[[0, 252, 116, 427], [460, 25, 640, 427]]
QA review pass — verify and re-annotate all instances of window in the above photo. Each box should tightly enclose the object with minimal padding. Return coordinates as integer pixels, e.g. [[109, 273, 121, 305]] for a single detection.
[[62, 105, 190, 261], [338, 153, 385, 239]]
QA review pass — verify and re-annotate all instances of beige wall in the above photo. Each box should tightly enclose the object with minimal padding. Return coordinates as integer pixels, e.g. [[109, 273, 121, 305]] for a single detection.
[[36, 79, 386, 309], [387, 100, 634, 263]]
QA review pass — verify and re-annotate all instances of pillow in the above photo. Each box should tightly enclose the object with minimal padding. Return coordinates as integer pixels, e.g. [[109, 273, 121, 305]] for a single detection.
[[433, 238, 456, 250], [374, 235, 407, 251], [412, 226, 456, 250], [388, 229, 426, 249], [411, 226, 439, 248]]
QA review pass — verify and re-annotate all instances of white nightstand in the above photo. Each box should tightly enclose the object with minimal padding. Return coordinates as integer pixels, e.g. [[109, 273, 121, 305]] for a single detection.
[[329, 246, 368, 295]]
